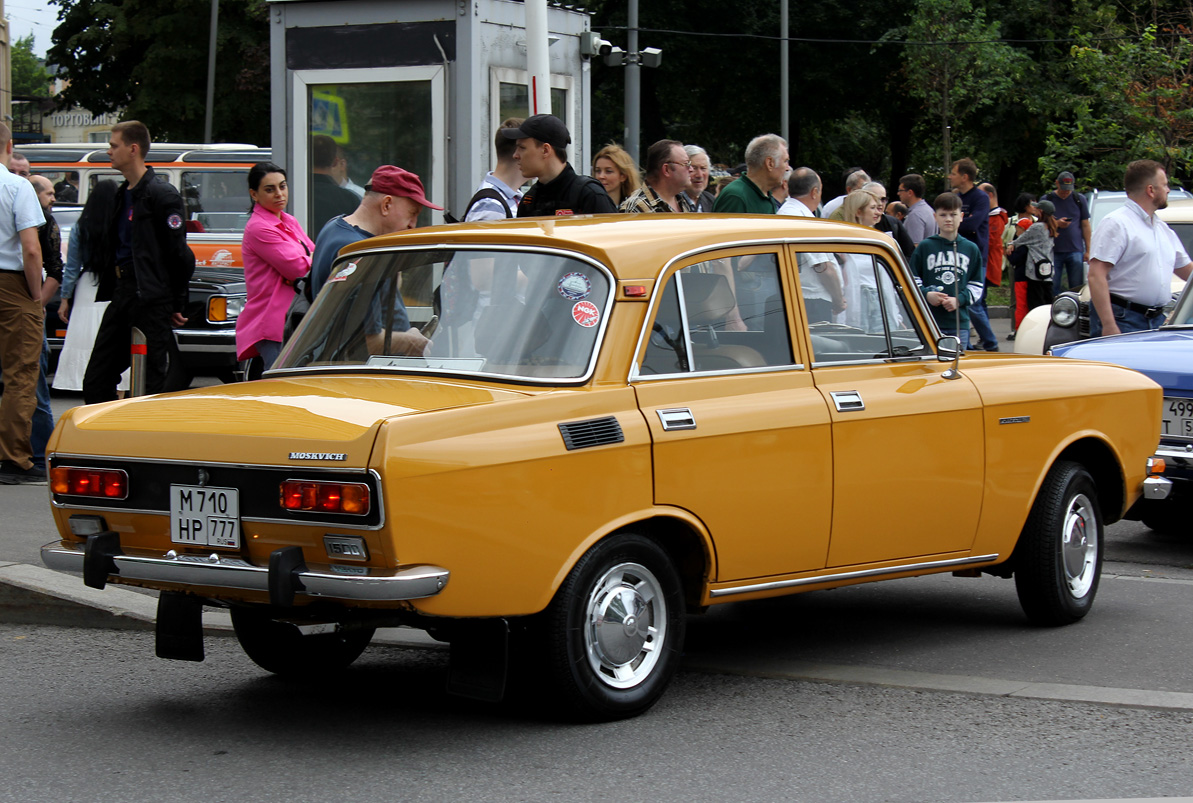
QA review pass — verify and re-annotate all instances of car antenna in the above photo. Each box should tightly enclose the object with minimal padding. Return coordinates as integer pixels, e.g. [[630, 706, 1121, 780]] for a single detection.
[[942, 238, 963, 380]]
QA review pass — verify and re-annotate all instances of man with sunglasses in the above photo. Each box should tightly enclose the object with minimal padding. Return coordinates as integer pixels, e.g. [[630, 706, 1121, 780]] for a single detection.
[[620, 140, 695, 213]]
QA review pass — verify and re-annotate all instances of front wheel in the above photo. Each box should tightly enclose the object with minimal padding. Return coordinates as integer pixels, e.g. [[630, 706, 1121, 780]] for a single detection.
[[1014, 461, 1103, 626], [540, 534, 686, 721], [230, 607, 374, 677]]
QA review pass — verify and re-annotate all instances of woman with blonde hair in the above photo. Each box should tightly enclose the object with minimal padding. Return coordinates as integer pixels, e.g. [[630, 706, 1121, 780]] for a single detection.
[[839, 190, 901, 330], [592, 144, 641, 208]]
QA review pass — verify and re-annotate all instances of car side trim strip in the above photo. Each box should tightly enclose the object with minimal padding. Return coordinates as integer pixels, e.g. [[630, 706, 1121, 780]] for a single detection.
[[709, 554, 1001, 598], [41, 539, 448, 602]]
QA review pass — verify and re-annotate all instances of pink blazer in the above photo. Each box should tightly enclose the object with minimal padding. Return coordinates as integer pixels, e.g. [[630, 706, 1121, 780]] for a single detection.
[[236, 204, 315, 360]]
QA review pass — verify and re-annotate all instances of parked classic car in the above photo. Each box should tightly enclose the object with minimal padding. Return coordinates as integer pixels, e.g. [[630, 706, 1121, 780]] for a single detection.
[[24, 142, 267, 382], [42, 215, 1170, 720], [1013, 198, 1193, 355], [1051, 282, 1193, 535]]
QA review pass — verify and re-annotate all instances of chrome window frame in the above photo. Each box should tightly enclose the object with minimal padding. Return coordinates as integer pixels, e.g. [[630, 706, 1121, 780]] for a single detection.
[[628, 234, 942, 383], [266, 243, 618, 387]]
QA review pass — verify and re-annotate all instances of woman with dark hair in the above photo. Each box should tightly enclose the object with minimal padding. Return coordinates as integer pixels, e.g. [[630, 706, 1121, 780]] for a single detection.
[[53, 181, 125, 391], [1010, 197, 1058, 321], [237, 161, 314, 372]]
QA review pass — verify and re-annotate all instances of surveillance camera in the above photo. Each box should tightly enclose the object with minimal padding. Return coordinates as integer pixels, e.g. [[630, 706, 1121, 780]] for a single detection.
[[580, 32, 614, 58], [603, 46, 626, 67]]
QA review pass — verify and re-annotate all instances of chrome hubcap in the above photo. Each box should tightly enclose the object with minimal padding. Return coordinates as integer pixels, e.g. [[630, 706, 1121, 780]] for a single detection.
[[1061, 493, 1098, 598], [584, 562, 666, 689]]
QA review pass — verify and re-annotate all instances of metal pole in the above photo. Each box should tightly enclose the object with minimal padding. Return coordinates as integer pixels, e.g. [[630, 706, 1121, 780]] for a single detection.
[[130, 327, 147, 397], [780, 0, 789, 144], [624, 0, 640, 165], [525, 0, 551, 115], [203, 0, 219, 143]]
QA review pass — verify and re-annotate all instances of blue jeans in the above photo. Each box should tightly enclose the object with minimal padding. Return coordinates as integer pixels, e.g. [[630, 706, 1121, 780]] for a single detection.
[[256, 340, 282, 371], [940, 327, 971, 351], [1052, 251, 1085, 294], [32, 336, 54, 470], [968, 295, 998, 351], [1089, 303, 1164, 338]]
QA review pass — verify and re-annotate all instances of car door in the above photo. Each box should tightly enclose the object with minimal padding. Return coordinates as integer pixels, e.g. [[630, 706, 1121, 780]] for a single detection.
[[633, 247, 834, 582], [794, 244, 985, 568]]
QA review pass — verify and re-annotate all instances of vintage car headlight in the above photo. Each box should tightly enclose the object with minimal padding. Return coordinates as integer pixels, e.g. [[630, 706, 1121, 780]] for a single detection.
[[207, 294, 247, 323], [1051, 295, 1080, 328]]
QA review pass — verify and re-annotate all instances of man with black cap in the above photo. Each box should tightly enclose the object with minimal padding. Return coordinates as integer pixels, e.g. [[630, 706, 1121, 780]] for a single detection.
[[1042, 170, 1091, 294], [501, 114, 617, 216]]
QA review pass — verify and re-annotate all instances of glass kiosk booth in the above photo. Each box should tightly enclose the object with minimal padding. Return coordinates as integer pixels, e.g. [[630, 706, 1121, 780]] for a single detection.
[[268, 0, 594, 234]]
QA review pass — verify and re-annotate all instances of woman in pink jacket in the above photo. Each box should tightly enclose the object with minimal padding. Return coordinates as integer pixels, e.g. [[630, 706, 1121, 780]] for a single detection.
[[236, 162, 314, 372]]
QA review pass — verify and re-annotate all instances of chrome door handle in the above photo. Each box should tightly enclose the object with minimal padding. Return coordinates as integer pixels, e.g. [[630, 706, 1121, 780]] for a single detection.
[[657, 408, 696, 431], [830, 390, 865, 412]]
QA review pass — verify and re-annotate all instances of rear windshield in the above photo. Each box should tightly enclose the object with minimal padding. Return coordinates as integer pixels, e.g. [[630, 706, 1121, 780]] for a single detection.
[[276, 248, 613, 382]]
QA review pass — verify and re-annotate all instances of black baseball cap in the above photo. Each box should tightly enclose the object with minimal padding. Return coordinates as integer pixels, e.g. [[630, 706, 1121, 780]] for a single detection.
[[500, 114, 571, 152]]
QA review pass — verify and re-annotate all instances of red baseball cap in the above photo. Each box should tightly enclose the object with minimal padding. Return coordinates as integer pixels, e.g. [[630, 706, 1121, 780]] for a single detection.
[[365, 165, 443, 210]]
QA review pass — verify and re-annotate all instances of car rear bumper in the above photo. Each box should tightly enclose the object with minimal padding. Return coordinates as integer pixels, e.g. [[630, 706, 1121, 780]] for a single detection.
[[42, 536, 449, 603]]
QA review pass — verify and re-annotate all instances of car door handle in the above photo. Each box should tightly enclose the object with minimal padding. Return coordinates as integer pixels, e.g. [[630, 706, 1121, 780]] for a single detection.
[[830, 390, 866, 412], [657, 408, 697, 431]]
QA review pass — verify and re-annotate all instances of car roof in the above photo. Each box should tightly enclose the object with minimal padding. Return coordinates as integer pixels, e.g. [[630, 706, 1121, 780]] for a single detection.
[[20, 142, 269, 166], [339, 214, 902, 279], [1158, 198, 1193, 224]]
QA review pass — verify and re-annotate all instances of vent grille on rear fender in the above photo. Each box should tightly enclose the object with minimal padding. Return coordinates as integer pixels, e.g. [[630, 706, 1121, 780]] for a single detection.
[[558, 417, 625, 451]]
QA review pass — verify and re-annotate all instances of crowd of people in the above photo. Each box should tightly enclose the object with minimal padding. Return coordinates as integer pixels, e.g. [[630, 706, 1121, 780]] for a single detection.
[[3, 111, 1188, 485]]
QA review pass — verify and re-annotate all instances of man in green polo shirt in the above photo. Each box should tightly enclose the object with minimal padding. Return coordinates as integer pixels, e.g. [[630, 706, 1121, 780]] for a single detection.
[[713, 134, 788, 214]]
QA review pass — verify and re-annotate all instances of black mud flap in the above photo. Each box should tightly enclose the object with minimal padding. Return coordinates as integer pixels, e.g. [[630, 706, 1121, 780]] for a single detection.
[[268, 546, 307, 607], [447, 619, 509, 703], [155, 592, 205, 662], [83, 532, 121, 590]]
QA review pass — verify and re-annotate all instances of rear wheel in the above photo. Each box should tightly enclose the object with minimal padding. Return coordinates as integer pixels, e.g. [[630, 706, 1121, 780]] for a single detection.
[[540, 534, 685, 721], [1014, 461, 1103, 626], [230, 607, 374, 677]]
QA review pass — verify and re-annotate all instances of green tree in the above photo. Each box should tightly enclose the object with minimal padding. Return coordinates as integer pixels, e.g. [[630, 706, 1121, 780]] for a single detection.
[[12, 34, 52, 96], [47, 0, 270, 144], [1041, 8, 1193, 190], [882, 0, 1028, 190]]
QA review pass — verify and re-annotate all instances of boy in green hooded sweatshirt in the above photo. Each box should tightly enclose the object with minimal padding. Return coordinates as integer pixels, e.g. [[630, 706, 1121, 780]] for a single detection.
[[908, 192, 985, 350]]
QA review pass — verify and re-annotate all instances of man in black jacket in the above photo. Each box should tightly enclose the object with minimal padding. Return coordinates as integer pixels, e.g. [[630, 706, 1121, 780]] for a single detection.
[[83, 120, 196, 403], [501, 115, 617, 217]]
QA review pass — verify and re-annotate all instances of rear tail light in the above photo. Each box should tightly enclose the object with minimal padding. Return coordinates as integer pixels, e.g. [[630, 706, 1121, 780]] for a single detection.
[[279, 481, 370, 515], [50, 467, 129, 499]]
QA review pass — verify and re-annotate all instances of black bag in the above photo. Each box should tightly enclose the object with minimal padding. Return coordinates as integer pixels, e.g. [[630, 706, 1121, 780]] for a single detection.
[[1007, 244, 1028, 281], [284, 276, 311, 342], [443, 187, 512, 224]]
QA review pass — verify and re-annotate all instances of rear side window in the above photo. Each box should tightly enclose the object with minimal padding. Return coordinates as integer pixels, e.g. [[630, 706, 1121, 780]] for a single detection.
[[181, 171, 251, 234]]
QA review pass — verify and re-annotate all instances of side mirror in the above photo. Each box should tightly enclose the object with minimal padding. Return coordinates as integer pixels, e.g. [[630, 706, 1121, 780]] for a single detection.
[[936, 335, 961, 362]]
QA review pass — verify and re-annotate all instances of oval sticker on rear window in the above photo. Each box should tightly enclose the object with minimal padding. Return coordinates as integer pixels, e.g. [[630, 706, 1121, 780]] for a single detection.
[[572, 300, 600, 328], [558, 272, 591, 301]]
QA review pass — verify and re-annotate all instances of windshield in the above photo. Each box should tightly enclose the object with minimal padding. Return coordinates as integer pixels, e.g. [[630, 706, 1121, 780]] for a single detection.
[[276, 248, 613, 381], [1166, 281, 1193, 327], [181, 170, 251, 234]]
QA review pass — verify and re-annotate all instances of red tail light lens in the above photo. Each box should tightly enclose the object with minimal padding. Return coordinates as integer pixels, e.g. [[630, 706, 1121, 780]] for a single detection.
[[279, 481, 370, 515], [50, 467, 129, 500]]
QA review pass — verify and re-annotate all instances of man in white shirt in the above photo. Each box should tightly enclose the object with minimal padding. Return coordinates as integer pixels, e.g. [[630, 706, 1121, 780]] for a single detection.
[[778, 167, 845, 322], [464, 118, 525, 222], [0, 123, 48, 484], [1088, 159, 1193, 337]]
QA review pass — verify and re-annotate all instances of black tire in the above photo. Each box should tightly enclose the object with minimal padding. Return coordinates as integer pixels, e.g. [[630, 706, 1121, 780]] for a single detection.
[[1014, 461, 1103, 626], [1140, 500, 1185, 537], [230, 607, 374, 677], [539, 534, 686, 721]]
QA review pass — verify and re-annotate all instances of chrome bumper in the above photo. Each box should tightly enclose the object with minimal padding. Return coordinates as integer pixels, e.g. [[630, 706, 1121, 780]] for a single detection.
[[41, 538, 448, 603], [1142, 476, 1173, 501]]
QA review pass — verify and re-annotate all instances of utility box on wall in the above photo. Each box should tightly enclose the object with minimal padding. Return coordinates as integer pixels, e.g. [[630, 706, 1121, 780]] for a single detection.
[[268, 0, 593, 232]]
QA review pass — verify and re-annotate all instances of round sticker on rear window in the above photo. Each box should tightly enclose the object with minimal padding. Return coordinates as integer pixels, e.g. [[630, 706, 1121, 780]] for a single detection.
[[572, 300, 600, 328], [558, 272, 591, 301], [329, 261, 357, 283]]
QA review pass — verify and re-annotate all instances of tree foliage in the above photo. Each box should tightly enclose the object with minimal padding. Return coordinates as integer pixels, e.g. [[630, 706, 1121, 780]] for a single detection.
[[47, 0, 270, 144], [12, 35, 52, 97]]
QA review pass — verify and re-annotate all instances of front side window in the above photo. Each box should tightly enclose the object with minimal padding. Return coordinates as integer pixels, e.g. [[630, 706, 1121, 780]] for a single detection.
[[801, 251, 928, 363], [640, 253, 793, 375], [278, 249, 611, 382]]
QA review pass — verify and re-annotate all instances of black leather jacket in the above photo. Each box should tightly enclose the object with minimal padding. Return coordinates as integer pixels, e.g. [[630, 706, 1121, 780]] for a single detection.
[[516, 164, 617, 217], [112, 166, 195, 310]]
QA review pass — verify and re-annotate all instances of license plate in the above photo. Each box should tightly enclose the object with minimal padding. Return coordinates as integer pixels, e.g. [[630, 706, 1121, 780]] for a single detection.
[[1161, 397, 1193, 439], [170, 485, 241, 549]]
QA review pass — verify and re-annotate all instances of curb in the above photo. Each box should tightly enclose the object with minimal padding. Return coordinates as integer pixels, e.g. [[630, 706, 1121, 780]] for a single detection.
[[0, 561, 443, 649]]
